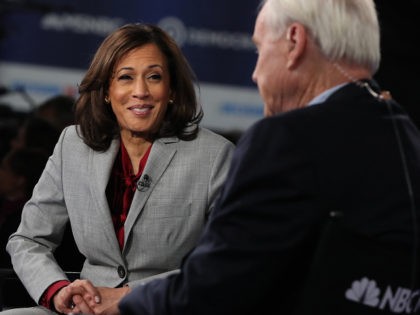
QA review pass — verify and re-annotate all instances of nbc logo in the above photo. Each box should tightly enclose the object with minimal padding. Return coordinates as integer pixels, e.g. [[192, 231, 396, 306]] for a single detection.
[[345, 277, 420, 313]]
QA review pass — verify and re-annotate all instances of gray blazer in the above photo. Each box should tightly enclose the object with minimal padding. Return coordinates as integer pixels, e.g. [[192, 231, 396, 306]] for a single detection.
[[7, 125, 235, 303]]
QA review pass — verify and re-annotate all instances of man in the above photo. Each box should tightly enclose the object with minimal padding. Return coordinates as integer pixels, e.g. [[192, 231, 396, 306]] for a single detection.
[[98, 0, 420, 313]]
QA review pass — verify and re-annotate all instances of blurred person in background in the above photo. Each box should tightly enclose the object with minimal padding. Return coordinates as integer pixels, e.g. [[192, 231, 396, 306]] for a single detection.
[[0, 104, 27, 160], [10, 116, 60, 156], [0, 148, 49, 268], [34, 95, 75, 132]]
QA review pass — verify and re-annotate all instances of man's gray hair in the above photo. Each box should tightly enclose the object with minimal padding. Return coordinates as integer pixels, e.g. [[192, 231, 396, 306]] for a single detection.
[[262, 0, 381, 74]]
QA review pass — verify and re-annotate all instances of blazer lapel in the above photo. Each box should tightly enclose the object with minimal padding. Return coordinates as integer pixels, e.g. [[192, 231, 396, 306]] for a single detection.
[[89, 138, 122, 255], [123, 137, 178, 249]]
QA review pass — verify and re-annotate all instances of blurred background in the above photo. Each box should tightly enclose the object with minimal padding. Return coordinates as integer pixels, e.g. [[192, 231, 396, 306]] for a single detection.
[[0, 0, 263, 139], [0, 0, 419, 137]]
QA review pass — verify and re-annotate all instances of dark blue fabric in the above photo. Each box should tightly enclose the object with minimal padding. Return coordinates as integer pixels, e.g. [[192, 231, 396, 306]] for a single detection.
[[119, 82, 420, 315]]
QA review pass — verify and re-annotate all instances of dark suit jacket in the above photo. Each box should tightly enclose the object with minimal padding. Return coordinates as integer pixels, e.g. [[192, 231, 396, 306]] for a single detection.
[[119, 82, 420, 315]]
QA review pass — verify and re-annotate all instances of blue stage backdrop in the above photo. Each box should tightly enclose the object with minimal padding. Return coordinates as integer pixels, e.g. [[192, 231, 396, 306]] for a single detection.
[[0, 0, 263, 132]]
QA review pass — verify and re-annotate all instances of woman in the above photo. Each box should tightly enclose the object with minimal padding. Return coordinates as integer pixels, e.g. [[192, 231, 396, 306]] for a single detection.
[[4, 23, 234, 315]]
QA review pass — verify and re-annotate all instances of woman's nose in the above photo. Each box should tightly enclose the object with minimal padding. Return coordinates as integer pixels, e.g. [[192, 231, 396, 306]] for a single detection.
[[133, 79, 150, 98]]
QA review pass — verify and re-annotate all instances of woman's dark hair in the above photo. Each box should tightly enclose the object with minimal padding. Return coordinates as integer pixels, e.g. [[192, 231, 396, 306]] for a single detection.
[[75, 23, 203, 151]]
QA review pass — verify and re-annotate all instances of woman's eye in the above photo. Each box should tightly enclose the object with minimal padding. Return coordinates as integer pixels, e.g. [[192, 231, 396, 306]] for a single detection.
[[117, 74, 132, 81], [148, 74, 162, 81]]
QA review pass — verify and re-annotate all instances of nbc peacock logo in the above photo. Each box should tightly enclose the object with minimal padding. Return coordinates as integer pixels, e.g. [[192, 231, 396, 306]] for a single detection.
[[345, 277, 420, 313]]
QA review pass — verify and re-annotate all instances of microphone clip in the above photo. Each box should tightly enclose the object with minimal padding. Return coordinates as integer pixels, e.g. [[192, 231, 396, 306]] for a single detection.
[[137, 174, 151, 192]]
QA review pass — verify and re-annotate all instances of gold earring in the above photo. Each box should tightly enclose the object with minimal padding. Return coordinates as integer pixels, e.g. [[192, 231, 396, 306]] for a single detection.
[[105, 96, 110, 104], [169, 99, 174, 104]]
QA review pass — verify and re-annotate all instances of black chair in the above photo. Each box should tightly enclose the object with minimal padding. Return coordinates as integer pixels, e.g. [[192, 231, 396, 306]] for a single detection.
[[295, 211, 420, 314]]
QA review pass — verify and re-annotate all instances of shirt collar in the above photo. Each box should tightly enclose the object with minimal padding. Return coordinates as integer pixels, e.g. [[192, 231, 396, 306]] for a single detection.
[[307, 82, 349, 106]]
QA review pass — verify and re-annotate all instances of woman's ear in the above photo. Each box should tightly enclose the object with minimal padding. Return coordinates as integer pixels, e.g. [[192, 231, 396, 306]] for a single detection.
[[170, 91, 176, 103]]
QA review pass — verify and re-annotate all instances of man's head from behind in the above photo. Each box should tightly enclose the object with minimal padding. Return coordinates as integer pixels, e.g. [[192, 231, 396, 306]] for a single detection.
[[252, 0, 380, 116]]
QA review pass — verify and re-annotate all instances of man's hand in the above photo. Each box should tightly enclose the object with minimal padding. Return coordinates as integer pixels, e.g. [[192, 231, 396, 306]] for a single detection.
[[89, 286, 131, 315]]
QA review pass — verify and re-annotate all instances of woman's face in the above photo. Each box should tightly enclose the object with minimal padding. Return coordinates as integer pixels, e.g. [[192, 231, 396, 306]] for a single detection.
[[108, 43, 172, 139]]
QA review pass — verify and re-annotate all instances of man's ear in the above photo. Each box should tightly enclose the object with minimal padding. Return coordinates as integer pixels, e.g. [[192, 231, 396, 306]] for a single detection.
[[286, 23, 307, 69]]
